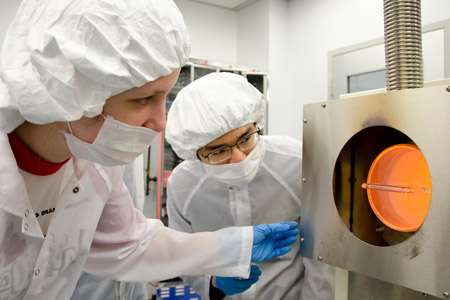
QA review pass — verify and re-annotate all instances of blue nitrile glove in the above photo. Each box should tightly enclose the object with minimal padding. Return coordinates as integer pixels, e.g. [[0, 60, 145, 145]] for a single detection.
[[214, 265, 262, 295], [251, 222, 298, 263]]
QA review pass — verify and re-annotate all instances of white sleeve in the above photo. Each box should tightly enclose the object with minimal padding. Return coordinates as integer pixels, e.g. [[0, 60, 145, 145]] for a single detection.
[[85, 220, 253, 282], [83, 166, 252, 282]]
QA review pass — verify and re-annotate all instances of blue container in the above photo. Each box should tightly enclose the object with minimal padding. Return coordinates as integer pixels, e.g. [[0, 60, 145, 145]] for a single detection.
[[157, 285, 201, 300]]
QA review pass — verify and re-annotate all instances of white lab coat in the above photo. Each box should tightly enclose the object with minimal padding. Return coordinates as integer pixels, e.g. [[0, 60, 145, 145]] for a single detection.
[[71, 155, 148, 300], [0, 133, 253, 300], [167, 136, 335, 300]]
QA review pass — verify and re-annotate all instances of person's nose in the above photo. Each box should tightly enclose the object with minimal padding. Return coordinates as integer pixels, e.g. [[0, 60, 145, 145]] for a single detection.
[[229, 145, 247, 163], [142, 100, 166, 132]]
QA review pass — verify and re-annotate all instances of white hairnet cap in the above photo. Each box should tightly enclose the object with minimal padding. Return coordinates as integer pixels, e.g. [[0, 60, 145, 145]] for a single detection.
[[166, 72, 266, 161], [0, 0, 190, 133]]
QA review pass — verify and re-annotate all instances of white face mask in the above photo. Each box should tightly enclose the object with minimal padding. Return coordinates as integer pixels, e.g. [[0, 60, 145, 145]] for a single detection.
[[62, 115, 159, 166], [202, 141, 264, 187]]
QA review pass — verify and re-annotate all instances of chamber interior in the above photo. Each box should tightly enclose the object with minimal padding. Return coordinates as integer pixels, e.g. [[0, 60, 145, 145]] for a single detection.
[[365, 144, 431, 232]]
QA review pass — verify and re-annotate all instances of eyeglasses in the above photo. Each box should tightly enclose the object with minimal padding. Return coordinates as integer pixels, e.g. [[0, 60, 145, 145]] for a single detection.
[[200, 131, 260, 164]]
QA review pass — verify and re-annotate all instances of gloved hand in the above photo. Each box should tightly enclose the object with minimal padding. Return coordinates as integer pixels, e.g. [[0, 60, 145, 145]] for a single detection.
[[251, 222, 298, 263], [214, 265, 262, 295]]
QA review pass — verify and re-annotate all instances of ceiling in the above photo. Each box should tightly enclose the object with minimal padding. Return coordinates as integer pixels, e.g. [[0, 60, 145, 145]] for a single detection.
[[185, 0, 260, 11]]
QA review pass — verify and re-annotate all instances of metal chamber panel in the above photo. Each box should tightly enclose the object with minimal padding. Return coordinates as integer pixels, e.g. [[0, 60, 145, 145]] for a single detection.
[[300, 82, 450, 299], [348, 272, 440, 300]]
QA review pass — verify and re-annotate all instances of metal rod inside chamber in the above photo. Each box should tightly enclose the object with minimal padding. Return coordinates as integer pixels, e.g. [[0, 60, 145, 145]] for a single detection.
[[362, 182, 428, 194]]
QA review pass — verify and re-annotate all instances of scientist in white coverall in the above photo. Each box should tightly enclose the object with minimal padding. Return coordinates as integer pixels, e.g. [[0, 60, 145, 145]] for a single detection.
[[0, 1, 299, 299], [165, 73, 335, 300]]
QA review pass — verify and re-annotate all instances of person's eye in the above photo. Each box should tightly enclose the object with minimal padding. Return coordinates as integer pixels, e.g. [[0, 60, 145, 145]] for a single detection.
[[241, 136, 251, 143], [135, 97, 150, 105], [211, 149, 226, 156]]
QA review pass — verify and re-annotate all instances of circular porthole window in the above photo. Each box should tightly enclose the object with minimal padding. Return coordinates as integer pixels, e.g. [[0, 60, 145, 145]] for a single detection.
[[332, 126, 432, 246]]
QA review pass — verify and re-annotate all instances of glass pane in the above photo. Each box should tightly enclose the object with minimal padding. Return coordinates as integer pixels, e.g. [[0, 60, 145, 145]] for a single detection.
[[348, 69, 386, 93]]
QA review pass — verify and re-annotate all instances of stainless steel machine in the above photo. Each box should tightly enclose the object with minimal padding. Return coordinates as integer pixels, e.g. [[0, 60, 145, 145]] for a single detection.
[[300, 1, 450, 299]]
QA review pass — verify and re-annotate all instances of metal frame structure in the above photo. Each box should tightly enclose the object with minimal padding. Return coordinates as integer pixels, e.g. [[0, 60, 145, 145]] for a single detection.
[[301, 80, 450, 299]]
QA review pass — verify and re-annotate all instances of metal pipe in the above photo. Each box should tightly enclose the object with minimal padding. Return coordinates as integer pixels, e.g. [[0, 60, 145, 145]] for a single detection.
[[383, 0, 423, 90]]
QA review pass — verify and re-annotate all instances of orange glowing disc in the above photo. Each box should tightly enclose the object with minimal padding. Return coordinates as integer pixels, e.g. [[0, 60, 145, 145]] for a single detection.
[[365, 144, 431, 232]]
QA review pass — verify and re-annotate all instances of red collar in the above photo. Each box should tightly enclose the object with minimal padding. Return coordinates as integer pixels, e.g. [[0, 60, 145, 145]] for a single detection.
[[8, 132, 70, 176]]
